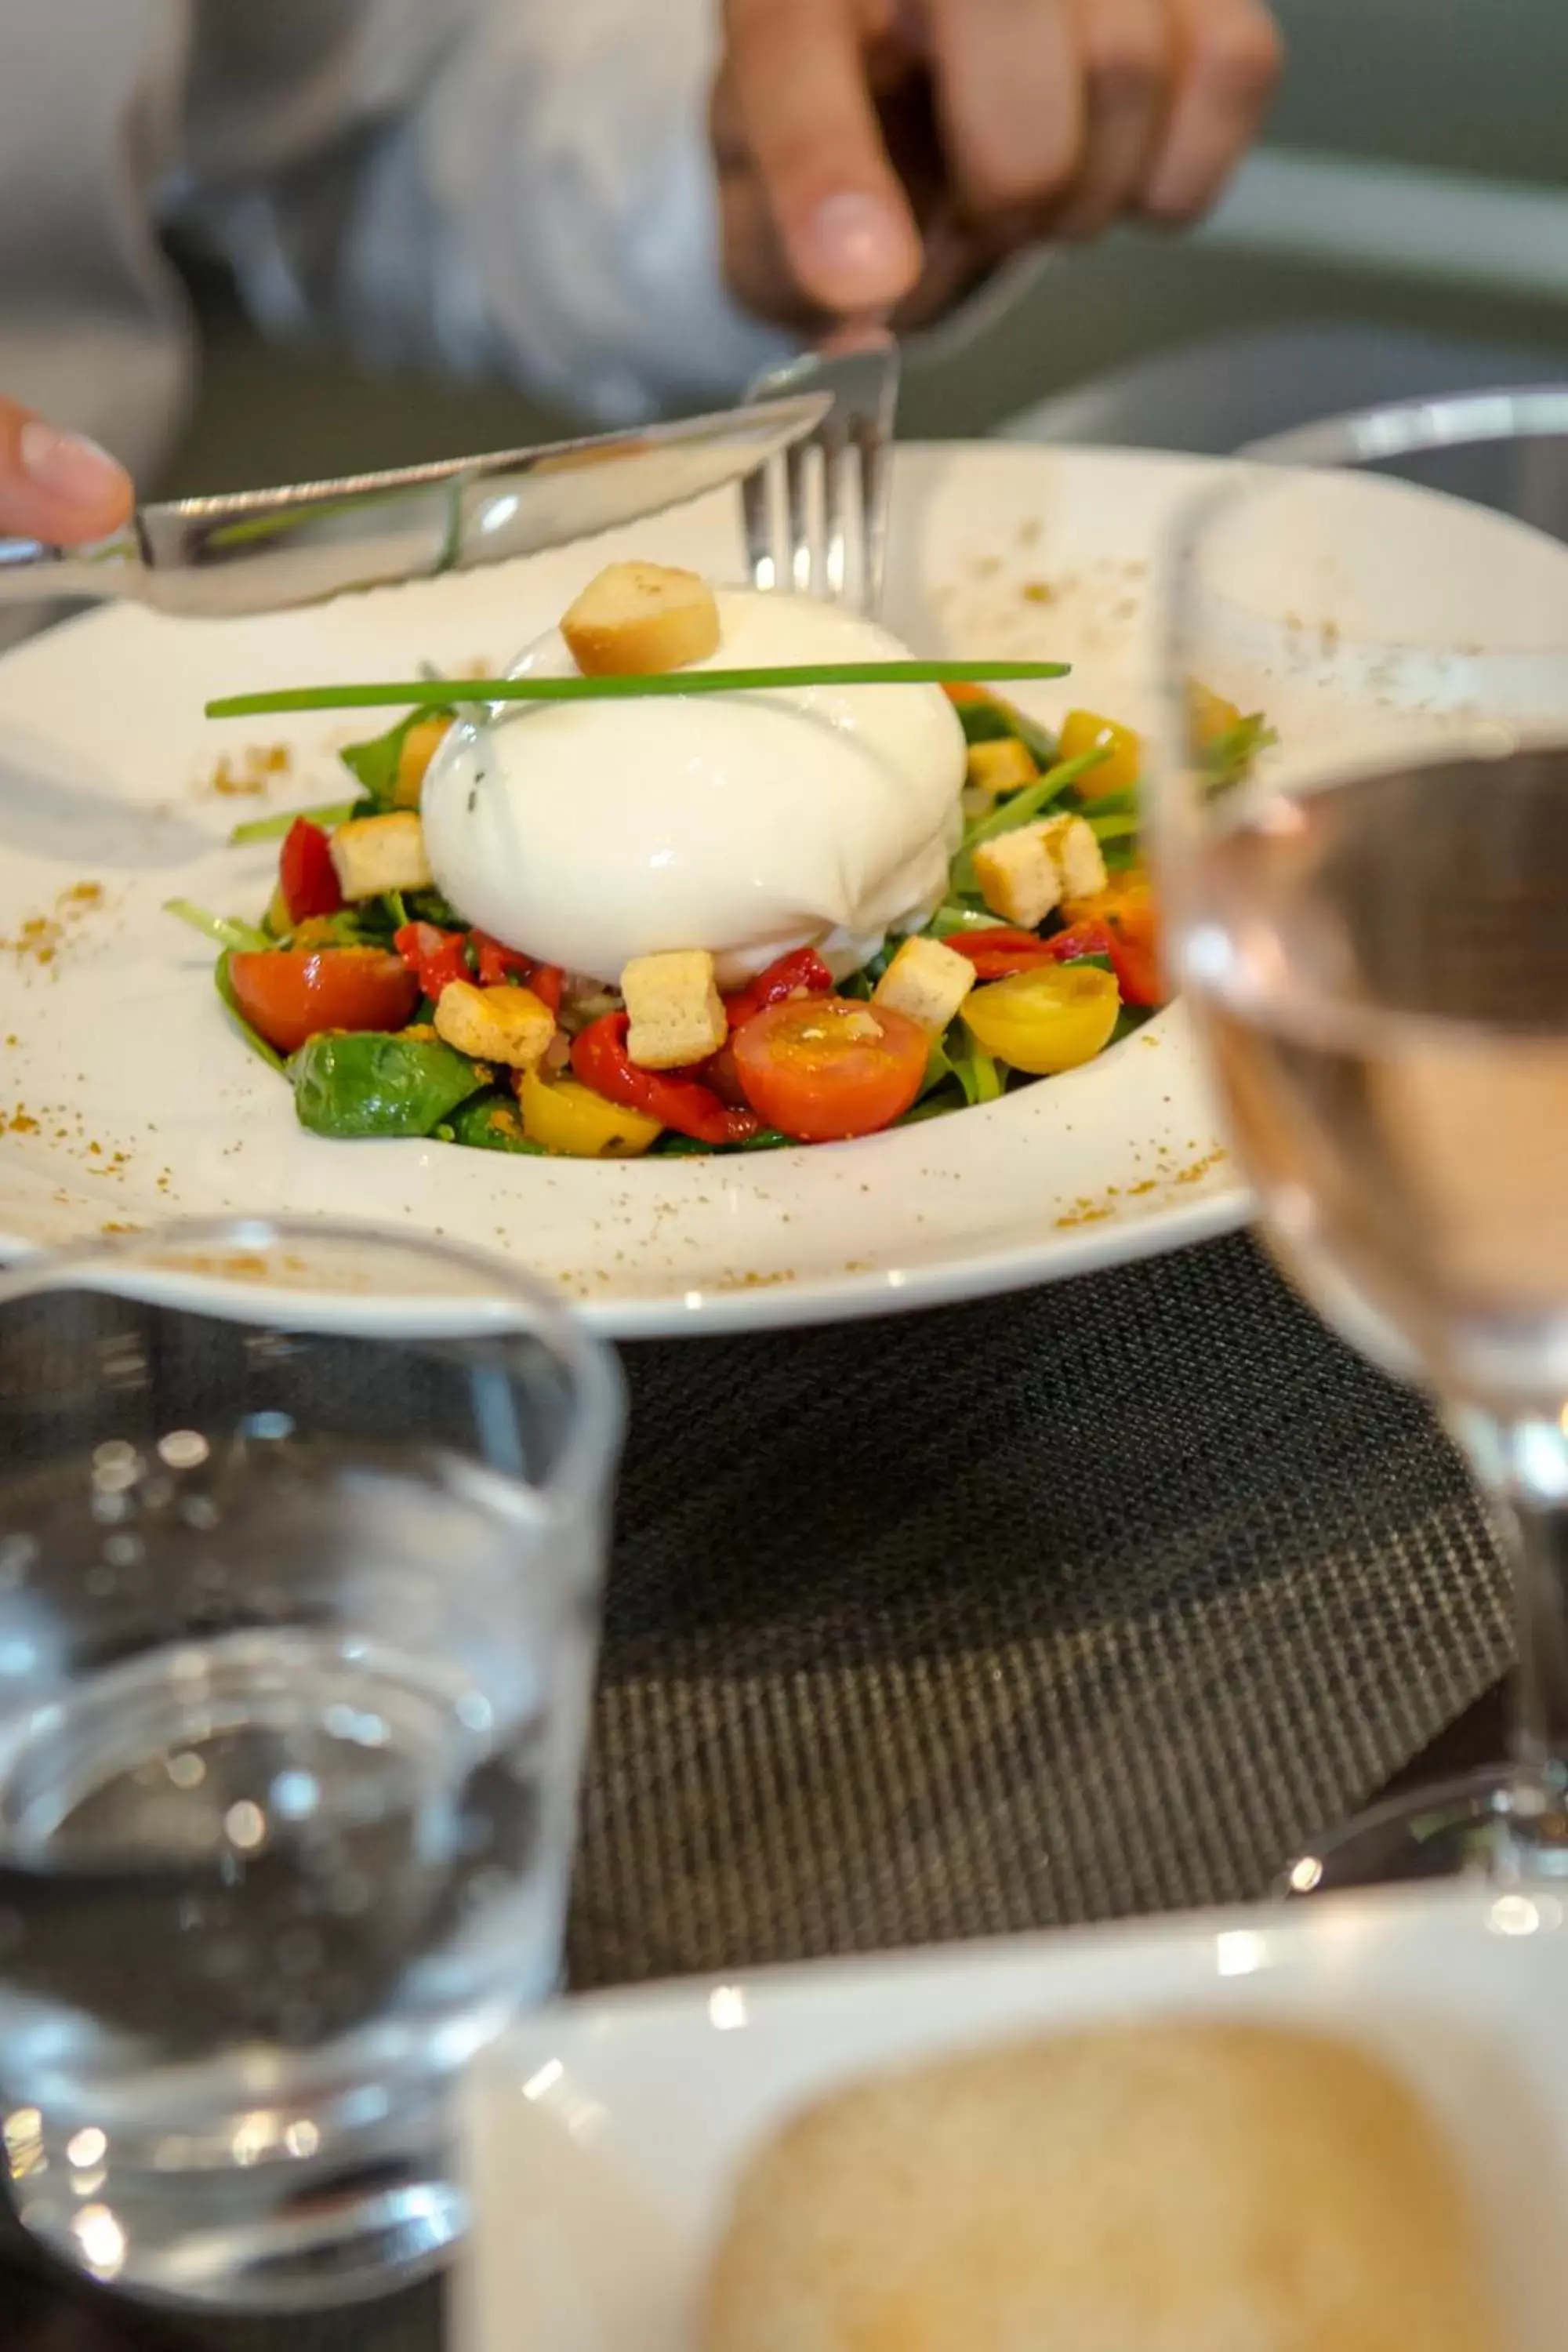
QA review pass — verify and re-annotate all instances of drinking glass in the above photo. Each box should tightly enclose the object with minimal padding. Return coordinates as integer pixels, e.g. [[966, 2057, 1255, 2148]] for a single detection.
[[1155, 390, 1568, 1889], [0, 1218, 621, 2309]]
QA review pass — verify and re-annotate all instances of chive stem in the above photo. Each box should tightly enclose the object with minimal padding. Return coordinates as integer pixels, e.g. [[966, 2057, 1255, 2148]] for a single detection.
[[207, 659, 1069, 720]]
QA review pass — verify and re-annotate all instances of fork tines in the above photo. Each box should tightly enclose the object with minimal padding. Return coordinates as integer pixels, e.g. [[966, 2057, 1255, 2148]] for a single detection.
[[742, 341, 900, 619]]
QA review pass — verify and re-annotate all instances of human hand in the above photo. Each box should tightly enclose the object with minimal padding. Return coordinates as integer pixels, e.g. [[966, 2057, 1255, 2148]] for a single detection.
[[713, 0, 1282, 330], [0, 399, 132, 545]]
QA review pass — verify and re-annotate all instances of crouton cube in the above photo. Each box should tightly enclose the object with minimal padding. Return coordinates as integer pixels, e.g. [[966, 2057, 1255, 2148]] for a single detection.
[[1040, 813, 1107, 902], [329, 811, 433, 901], [973, 826, 1063, 931], [965, 739, 1036, 797], [973, 812, 1109, 929], [873, 936, 976, 1033], [434, 980, 555, 1070], [561, 562, 720, 677], [622, 949, 726, 1070]]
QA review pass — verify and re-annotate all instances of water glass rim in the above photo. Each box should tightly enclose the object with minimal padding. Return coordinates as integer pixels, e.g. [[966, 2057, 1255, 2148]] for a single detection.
[[1240, 382, 1568, 468], [0, 1213, 623, 1512]]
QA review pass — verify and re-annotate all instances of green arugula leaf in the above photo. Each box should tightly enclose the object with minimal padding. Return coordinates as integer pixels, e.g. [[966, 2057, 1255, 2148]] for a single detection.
[[165, 899, 271, 954]]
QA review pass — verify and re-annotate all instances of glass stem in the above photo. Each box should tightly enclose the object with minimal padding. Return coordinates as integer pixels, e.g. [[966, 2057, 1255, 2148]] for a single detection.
[[1450, 1405, 1568, 1791]]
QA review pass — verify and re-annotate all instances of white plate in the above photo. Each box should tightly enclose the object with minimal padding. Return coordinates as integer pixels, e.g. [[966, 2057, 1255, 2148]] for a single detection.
[[0, 445, 1246, 1336], [459, 1886, 1568, 2352]]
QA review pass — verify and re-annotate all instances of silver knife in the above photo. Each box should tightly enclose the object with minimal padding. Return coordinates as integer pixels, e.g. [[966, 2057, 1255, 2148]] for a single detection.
[[0, 391, 830, 621]]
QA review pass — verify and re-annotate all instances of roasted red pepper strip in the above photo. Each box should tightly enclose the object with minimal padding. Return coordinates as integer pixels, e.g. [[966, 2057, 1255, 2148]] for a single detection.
[[1040, 920, 1116, 964], [279, 818, 343, 924], [472, 931, 533, 988], [394, 921, 470, 1000], [947, 923, 1114, 981], [723, 946, 834, 1030], [572, 1013, 757, 1145], [528, 962, 564, 1015], [1101, 927, 1163, 1007]]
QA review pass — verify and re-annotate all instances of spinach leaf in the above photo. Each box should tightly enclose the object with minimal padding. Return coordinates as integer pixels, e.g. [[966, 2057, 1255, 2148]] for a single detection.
[[337, 707, 452, 803], [1109, 1001, 1156, 1048], [337, 710, 420, 801], [652, 1127, 791, 1156], [401, 886, 465, 929], [445, 1093, 548, 1154], [956, 700, 1015, 746], [291, 1033, 482, 1139], [956, 696, 1058, 765]]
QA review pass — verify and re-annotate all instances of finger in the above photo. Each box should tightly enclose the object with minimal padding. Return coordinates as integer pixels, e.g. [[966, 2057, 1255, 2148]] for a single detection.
[[722, 0, 923, 314], [922, 0, 1082, 226], [1049, 0, 1173, 240], [0, 401, 132, 545], [1142, 0, 1282, 220], [891, 218, 996, 333]]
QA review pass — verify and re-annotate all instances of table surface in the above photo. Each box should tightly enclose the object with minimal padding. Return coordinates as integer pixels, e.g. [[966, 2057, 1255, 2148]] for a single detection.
[[1, 1232, 1512, 2351]]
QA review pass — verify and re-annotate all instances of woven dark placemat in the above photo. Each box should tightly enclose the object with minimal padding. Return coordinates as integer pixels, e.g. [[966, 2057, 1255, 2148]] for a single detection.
[[4, 1229, 1514, 2352]]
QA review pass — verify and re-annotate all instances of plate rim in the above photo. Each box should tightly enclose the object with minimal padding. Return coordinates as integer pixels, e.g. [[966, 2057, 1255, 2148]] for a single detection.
[[0, 438, 1247, 1336]]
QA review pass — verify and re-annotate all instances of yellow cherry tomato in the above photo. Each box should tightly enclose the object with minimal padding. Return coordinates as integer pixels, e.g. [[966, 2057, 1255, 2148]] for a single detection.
[[1187, 682, 1244, 752], [517, 1064, 662, 1158], [393, 717, 452, 810], [1057, 708, 1142, 799], [960, 963, 1120, 1076]]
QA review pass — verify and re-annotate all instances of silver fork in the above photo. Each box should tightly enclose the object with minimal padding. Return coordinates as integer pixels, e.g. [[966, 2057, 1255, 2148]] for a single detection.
[[742, 336, 900, 618]]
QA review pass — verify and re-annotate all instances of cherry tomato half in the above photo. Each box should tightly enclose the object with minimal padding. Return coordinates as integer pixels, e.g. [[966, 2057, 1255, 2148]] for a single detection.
[[227, 949, 418, 1055], [731, 995, 927, 1142]]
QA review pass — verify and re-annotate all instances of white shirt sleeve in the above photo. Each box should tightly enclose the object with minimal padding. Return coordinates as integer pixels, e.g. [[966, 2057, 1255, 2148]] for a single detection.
[[176, 0, 796, 424]]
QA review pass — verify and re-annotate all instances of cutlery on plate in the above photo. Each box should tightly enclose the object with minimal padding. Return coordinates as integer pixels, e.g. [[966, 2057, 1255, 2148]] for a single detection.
[[0, 394, 830, 621]]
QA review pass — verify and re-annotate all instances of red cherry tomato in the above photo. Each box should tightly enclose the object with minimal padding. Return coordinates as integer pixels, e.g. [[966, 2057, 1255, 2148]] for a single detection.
[[731, 995, 927, 1142], [278, 818, 343, 924], [227, 949, 418, 1054]]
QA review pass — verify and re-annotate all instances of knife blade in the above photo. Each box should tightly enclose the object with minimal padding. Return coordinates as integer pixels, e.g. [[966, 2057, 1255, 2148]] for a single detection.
[[0, 391, 830, 621]]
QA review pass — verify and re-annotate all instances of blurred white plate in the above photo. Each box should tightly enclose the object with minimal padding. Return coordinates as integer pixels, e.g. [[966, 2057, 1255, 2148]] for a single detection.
[[0, 445, 1245, 1335], [459, 1885, 1568, 2352]]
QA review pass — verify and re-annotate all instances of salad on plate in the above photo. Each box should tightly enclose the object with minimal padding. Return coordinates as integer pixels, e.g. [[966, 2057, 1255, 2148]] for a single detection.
[[173, 561, 1268, 1161]]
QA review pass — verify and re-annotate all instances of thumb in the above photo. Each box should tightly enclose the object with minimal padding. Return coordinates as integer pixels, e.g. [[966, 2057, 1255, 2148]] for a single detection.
[[0, 400, 133, 545]]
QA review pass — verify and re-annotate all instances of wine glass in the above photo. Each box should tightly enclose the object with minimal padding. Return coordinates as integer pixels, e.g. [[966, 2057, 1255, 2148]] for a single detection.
[[1155, 390, 1568, 1887]]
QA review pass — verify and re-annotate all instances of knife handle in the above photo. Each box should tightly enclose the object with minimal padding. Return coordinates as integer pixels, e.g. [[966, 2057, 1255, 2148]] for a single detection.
[[0, 530, 141, 604]]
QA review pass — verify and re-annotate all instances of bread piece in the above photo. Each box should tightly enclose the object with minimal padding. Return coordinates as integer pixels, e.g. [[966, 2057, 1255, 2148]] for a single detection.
[[965, 739, 1036, 797], [622, 949, 725, 1069], [972, 811, 1107, 928], [873, 936, 975, 1033], [701, 2020, 1502, 2352], [328, 811, 434, 900], [434, 979, 554, 1069], [1040, 810, 1107, 901], [561, 561, 720, 677], [971, 825, 1062, 929]]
